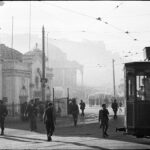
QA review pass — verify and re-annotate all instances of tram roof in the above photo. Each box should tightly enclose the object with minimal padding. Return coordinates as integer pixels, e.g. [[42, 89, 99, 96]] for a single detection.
[[125, 61, 150, 69]]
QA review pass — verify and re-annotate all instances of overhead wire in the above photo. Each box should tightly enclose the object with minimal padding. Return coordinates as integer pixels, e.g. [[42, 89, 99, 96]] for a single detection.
[[40, 1, 149, 62], [42, 1, 140, 42], [103, 2, 124, 18], [42, 2, 95, 20]]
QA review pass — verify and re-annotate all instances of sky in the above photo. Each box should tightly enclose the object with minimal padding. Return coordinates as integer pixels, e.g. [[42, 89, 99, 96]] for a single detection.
[[0, 1, 150, 92]]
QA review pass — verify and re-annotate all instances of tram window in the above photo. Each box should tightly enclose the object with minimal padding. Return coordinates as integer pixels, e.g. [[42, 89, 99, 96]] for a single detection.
[[136, 76, 145, 100], [128, 77, 135, 98], [144, 77, 150, 100], [136, 75, 150, 101]]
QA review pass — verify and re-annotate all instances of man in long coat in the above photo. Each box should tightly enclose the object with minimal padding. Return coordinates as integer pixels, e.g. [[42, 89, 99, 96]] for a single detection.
[[0, 100, 8, 135], [71, 99, 79, 127], [43, 102, 55, 141], [111, 99, 118, 119], [25, 99, 37, 131]]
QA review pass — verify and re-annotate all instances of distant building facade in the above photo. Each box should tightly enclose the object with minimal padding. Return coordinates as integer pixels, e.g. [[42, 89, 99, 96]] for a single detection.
[[0, 44, 53, 115], [47, 43, 83, 98], [0, 43, 83, 115]]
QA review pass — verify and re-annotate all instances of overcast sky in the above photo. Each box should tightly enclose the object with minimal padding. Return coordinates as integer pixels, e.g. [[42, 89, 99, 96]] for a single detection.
[[0, 1, 150, 91]]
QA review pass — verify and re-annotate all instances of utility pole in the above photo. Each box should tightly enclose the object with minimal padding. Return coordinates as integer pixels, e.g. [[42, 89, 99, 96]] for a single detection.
[[47, 32, 50, 68], [11, 16, 14, 60], [67, 88, 69, 115], [53, 88, 54, 104], [11, 16, 14, 50], [42, 26, 46, 102], [11, 16, 15, 116], [67, 88, 69, 99], [112, 59, 116, 97], [29, 1, 31, 51]]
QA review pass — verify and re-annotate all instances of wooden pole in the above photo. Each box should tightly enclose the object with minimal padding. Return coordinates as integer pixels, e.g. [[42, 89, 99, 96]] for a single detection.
[[53, 88, 54, 104], [42, 26, 45, 102], [29, 1, 31, 51], [11, 16, 14, 50], [112, 59, 116, 97]]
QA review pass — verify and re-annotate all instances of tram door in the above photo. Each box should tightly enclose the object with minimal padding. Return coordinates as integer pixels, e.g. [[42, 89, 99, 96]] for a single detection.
[[126, 70, 136, 133], [135, 73, 150, 136]]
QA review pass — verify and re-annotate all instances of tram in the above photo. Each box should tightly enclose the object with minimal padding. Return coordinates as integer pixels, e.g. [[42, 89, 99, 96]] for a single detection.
[[124, 47, 150, 137]]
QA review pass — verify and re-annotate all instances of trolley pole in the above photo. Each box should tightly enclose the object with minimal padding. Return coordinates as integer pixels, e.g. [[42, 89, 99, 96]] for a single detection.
[[67, 88, 69, 115], [112, 59, 116, 97], [67, 88, 69, 99], [11, 16, 14, 51], [53, 88, 55, 104], [41, 26, 46, 102]]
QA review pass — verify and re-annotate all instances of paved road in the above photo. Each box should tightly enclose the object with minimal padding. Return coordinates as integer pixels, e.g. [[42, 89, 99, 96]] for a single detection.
[[0, 106, 150, 149], [0, 125, 150, 149]]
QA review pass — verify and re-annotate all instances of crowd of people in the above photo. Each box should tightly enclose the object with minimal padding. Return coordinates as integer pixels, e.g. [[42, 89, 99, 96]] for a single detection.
[[0, 97, 122, 141]]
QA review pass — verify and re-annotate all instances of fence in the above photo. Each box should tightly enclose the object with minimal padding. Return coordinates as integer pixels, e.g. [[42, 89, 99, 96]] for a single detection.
[[6, 98, 69, 119], [54, 97, 68, 117], [6, 103, 27, 118]]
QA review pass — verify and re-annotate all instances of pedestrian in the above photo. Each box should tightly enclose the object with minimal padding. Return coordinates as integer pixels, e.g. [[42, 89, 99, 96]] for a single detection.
[[99, 104, 109, 138], [68, 100, 73, 115], [111, 99, 118, 119], [71, 98, 79, 127], [43, 102, 55, 141], [119, 101, 122, 113], [79, 100, 86, 117], [98, 108, 103, 128], [25, 99, 37, 131], [39, 102, 44, 121], [0, 100, 8, 135], [57, 106, 61, 117], [20, 102, 28, 121]]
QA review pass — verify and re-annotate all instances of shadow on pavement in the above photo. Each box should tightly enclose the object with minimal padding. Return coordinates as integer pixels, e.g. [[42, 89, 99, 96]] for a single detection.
[[5, 115, 150, 146], [52, 140, 109, 150], [0, 135, 109, 150], [0, 134, 46, 142], [0, 135, 43, 143], [54, 116, 150, 146]]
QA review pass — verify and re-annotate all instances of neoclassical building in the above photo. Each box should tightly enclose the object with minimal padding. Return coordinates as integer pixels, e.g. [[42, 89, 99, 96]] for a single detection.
[[0, 43, 83, 114], [0, 44, 53, 115], [48, 43, 83, 98]]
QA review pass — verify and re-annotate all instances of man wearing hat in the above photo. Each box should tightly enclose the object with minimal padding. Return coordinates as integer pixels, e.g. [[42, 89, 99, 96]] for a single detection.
[[71, 98, 79, 127], [99, 104, 109, 138], [0, 100, 8, 135], [43, 102, 55, 141], [25, 99, 37, 131], [111, 99, 118, 119]]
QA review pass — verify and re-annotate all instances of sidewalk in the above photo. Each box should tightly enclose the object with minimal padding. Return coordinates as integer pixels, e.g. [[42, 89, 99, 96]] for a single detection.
[[1, 107, 150, 149], [1, 114, 150, 149], [0, 126, 150, 149]]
